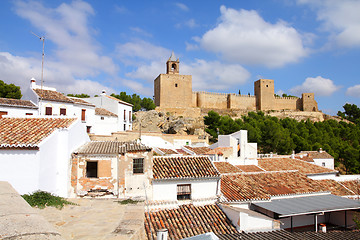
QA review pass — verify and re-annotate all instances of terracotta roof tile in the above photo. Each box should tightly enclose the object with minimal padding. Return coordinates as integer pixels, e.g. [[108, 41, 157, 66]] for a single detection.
[[33, 89, 73, 103], [76, 141, 151, 155], [105, 95, 133, 106], [235, 165, 264, 172], [0, 98, 37, 109], [300, 151, 334, 159], [153, 156, 220, 179], [213, 162, 243, 174], [183, 146, 211, 155], [175, 149, 190, 155], [144, 204, 237, 240], [339, 180, 360, 195], [0, 117, 76, 149], [258, 158, 337, 175], [206, 147, 232, 155], [314, 179, 354, 196], [95, 108, 117, 117], [68, 97, 95, 107], [157, 148, 179, 155]]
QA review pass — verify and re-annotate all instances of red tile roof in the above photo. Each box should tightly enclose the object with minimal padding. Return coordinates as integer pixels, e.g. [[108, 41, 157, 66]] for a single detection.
[[235, 165, 264, 172], [76, 141, 151, 154], [157, 148, 179, 155], [258, 158, 337, 175], [153, 156, 220, 179], [144, 204, 237, 240], [339, 180, 360, 195], [105, 95, 133, 106], [33, 89, 73, 103], [0, 98, 37, 109], [300, 151, 334, 159], [206, 147, 232, 155], [0, 118, 76, 149], [183, 146, 211, 155], [175, 149, 190, 155], [213, 162, 242, 174], [68, 97, 95, 107], [95, 108, 117, 117]]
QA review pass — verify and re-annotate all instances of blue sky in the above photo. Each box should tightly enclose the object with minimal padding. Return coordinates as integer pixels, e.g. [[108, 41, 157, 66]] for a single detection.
[[0, 0, 359, 115]]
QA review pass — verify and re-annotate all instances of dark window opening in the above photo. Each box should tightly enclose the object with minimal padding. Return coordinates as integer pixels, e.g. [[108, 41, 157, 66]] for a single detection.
[[175, 83, 178, 87], [177, 184, 191, 200], [124, 110, 126, 121], [45, 107, 52, 115], [124, 124, 126, 131], [129, 111, 132, 122], [86, 161, 98, 178], [0, 111, 8, 118], [266, 85, 269, 87], [25, 113, 33, 115], [101, 116, 104, 120], [133, 158, 144, 174], [86, 126, 91, 133], [60, 108, 66, 115], [171, 63, 177, 71]]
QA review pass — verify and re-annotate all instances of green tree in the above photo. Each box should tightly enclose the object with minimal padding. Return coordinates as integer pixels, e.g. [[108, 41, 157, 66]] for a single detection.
[[111, 92, 156, 111], [67, 93, 90, 98], [0, 80, 22, 99], [141, 97, 156, 111], [338, 103, 360, 124]]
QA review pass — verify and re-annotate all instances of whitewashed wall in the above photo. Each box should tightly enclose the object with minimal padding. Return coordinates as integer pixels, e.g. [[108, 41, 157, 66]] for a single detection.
[[91, 115, 118, 135], [313, 158, 334, 170], [0, 106, 38, 117]]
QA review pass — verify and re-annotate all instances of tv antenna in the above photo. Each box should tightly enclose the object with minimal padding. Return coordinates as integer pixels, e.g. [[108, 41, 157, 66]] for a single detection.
[[31, 31, 45, 91]]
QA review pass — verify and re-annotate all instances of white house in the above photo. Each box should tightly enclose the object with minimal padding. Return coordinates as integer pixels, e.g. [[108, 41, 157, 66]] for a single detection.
[[210, 130, 257, 165], [0, 117, 90, 197], [86, 91, 133, 132], [151, 156, 220, 209], [298, 149, 335, 170], [0, 97, 38, 117]]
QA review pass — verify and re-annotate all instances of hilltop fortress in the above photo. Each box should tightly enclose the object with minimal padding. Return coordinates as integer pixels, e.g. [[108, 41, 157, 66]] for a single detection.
[[154, 53, 318, 114]]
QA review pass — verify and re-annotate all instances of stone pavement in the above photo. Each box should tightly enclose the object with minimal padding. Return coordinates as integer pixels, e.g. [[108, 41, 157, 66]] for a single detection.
[[37, 198, 147, 240], [0, 181, 63, 240]]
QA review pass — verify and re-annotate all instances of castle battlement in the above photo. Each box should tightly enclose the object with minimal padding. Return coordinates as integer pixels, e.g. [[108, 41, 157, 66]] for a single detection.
[[154, 55, 318, 112]]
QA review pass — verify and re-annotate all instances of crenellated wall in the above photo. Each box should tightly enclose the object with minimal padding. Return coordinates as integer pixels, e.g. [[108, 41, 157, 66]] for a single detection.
[[195, 92, 229, 109], [273, 97, 300, 111], [228, 94, 256, 110]]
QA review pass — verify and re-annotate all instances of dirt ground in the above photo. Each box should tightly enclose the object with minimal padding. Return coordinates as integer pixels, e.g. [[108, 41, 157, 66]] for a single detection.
[[36, 198, 146, 240]]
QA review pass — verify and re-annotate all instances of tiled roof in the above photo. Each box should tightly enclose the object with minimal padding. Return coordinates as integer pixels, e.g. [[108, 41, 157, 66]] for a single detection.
[[144, 204, 237, 240], [300, 151, 334, 159], [221, 172, 324, 202], [294, 155, 314, 162], [76, 141, 151, 155], [175, 149, 190, 155], [68, 97, 95, 107], [153, 156, 220, 179], [0, 118, 76, 149], [95, 108, 117, 117], [235, 165, 265, 172], [33, 89, 73, 103], [184, 146, 211, 155], [213, 162, 242, 174], [339, 180, 360, 195], [218, 230, 360, 240], [105, 95, 133, 106], [258, 158, 337, 175], [157, 148, 179, 155], [0, 98, 37, 109], [314, 179, 354, 196], [206, 147, 232, 155]]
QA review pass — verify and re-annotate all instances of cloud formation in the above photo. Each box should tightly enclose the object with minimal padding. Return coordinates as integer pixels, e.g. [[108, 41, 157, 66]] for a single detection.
[[346, 85, 360, 97], [290, 76, 340, 96], [199, 6, 309, 68], [298, 0, 360, 48]]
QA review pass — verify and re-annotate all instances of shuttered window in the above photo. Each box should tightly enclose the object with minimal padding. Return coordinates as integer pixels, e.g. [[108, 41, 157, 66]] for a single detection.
[[177, 184, 191, 200], [45, 107, 52, 115], [60, 108, 66, 115]]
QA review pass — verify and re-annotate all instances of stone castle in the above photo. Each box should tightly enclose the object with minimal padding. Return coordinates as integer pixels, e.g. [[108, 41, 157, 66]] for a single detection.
[[154, 53, 318, 112]]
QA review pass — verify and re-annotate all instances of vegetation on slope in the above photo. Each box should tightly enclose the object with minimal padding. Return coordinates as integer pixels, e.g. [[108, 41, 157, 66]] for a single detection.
[[204, 104, 360, 174], [111, 92, 156, 112], [22, 190, 75, 209], [0, 80, 22, 99]]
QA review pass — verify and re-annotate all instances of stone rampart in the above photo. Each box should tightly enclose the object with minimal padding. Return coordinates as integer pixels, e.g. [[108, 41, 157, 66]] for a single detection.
[[228, 94, 256, 110], [195, 91, 228, 109], [273, 97, 300, 111]]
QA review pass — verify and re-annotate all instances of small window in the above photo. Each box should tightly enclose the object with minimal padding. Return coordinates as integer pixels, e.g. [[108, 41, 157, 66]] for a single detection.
[[81, 109, 86, 121], [45, 107, 52, 115], [133, 158, 144, 174], [0, 111, 8, 118], [86, 126, 91, 133], [124, 110, 126, 121], [101, 116, 104, 120], [175, 83, 178, 87], [177, 184, 191, 200], [25, 113, 33, 116], [124, 124, 126, 131], [129, 111, 131, 122], [60, 108, 66, 115], [322, 162, 325, 167], [266, 85, 269, 87], [86, 161, 98, 178]]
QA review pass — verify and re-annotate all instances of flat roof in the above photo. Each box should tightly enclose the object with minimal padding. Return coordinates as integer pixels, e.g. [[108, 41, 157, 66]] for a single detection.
[[252, 194, 360, 218]]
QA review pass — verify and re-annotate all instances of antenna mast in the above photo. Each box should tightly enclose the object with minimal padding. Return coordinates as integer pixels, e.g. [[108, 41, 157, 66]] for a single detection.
[[31, 32, 45, 90]]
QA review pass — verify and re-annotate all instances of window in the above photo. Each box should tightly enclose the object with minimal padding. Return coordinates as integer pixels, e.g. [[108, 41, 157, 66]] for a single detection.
[[175, 83, 178, 87], [129, 111, 131, 122], [81, 109, 86, 121], [124, 110, 126, 121], [124, 124, 126, 131], [0, 111, 8, 118], [86, 161, 98, 178], [133, 158, 144, 174], [101, 116, 104, 120], [25, 113, 33, 115], [322, 162, 326, 167], [171, 63, 177, 71], [60, 108, 66, 115], [177, 184, 191, 200], [45, 107, 52, 115], [86, 126, 91, 133]]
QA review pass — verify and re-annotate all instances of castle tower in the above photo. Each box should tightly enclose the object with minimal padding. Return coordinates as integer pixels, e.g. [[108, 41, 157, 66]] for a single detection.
[[302, 93, 318, 111], [154, 53, 192, 108], [254, 79, 275, 111]]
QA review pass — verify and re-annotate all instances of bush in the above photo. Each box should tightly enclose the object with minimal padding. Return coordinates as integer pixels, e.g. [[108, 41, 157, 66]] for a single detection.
[[117, 199, 142, 205], [22, 190, 75, 209]]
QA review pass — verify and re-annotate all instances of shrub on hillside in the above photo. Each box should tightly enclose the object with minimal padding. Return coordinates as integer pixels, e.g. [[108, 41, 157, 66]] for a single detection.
[[22, 190, 75, 209]]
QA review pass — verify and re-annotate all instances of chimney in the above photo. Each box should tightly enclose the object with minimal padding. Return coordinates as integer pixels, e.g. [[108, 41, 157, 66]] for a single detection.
[[291, 150, 295, 159], [30, 77, 36, 88], [319, 148, 323, 153], [101, 90, 106, 95], [157, 229, 168, 240]]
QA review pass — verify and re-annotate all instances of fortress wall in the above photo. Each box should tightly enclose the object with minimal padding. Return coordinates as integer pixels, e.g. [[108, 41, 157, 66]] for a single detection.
[[274, 97, 299, 111], [302, 93, 318, 111], [192, 92, 198, 108], [196, 92, 228, 109], [228, 94, 256, 110]]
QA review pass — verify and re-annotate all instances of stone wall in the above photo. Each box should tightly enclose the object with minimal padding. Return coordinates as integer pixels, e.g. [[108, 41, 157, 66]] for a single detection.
[[273, 97, 299, 111], [196, 92, 229, 109], [228, 94, 256, 110]]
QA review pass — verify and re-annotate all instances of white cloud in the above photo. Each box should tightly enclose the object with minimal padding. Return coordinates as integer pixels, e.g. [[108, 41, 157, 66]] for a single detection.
[[182, 59, 250, 91], [298, 0, 360, 48], [346, 85, 360, 97], [126, 61, 164, 82], [175, 3, 189, 11], [121, 79, 153, 96], [290, 76, 340, 96], [199, 6, 309, 68], [14, 0, 117, 77]]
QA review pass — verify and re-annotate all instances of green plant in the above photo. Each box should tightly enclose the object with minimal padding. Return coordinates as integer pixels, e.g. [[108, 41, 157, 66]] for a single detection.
[[22, 190, 76, 209], [117, 199, 143, 205]]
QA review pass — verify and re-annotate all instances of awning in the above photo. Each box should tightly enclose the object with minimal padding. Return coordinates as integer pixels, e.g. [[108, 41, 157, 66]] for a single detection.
[[252, 194, 360, 218]]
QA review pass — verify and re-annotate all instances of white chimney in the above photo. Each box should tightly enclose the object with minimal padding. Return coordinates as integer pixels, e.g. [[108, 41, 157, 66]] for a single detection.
[[101, 90, 106, 95], [30, 77, 36, 88], [319, 148, 323, 153], [291, 150, 295, 159], [157, 229, 168, 240]]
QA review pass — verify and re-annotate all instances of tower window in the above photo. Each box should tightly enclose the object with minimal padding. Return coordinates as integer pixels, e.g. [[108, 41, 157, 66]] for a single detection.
[[175, 83, 178, 87], [266, 85, 269, 87], [171, 63, 177, 71]]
